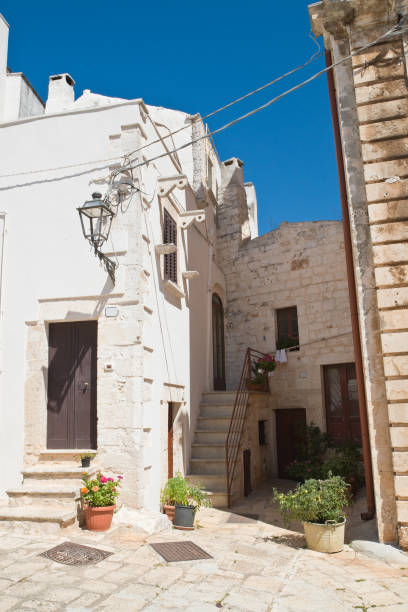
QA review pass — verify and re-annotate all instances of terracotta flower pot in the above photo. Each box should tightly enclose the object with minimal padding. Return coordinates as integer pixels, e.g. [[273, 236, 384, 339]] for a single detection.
[[163, 504, 175, 523], [85, 505, 115, 532]]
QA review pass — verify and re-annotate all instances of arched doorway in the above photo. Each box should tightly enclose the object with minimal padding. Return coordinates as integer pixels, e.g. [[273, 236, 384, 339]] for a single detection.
[[212, 293, 226, 390]]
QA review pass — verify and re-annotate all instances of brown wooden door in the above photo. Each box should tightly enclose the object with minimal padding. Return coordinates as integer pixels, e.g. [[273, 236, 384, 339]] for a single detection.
[[324, 363, 361, 445], [243, 449, 251, 496], [47, 321, 97, 449], [212, 294, 226, 391], [275, 408, 306, 478]]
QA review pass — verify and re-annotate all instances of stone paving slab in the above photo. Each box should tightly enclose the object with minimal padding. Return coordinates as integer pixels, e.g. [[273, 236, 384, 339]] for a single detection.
[[0, 505, 407, 611]]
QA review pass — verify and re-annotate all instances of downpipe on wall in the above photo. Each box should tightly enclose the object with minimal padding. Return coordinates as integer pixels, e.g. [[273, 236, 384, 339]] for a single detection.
[[325, 50, 375, 521]]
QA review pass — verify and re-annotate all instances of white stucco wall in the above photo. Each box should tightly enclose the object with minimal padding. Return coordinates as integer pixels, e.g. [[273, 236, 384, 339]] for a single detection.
[[0, 90, 226, 508]]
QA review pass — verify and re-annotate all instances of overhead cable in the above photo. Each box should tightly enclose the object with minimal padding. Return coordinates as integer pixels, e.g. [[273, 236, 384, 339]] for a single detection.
[[0, 21, 406, 183], [116, 21, 408, 176]]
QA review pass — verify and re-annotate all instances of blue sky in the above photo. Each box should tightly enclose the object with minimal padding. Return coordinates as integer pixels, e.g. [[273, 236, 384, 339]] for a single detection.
[[1, 0, 339, 236]]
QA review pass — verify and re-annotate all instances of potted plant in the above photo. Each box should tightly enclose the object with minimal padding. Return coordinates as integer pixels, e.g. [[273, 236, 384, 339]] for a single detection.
[[79, 453, 95, 468], [160, 473, 210, 529], [273, 474, 350, 553], [247, 354, 276, 391], [81, 471, 123, 531]]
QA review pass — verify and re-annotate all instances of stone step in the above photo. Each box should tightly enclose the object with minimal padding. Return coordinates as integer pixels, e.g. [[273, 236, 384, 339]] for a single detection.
[[194, 430, 228, 444], [7, 486, 79, 507], [191, 443, 228, 459], [186, 473, 227, 492], [201, 391, 236, 404], [197, 416, 231, 431], [0, 505, 76, 535], [22, 464, 98, 486], [190, 458, 227, 475], [38, 449, 97, 464], [206, 491, 229, 508], [199, 403, 234, 418]]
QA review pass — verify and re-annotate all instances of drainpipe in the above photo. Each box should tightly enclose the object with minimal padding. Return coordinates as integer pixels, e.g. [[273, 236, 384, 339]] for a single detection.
[[325, 50, 375, 520]]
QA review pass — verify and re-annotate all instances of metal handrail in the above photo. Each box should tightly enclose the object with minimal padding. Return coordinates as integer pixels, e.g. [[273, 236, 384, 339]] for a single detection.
[[225, 347, 270, 506]]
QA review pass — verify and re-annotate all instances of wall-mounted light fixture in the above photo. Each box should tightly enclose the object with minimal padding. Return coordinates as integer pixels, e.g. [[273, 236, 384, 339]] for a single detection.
[[77, 192, 117, 284]]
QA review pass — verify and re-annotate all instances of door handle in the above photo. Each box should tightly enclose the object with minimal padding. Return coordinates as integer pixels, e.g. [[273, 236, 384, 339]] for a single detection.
[[79, 382, 89, 390]]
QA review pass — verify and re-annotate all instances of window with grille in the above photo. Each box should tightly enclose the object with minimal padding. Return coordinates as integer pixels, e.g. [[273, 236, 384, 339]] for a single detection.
[[163, 208, 177, 283], [276, 306, 299, 350]]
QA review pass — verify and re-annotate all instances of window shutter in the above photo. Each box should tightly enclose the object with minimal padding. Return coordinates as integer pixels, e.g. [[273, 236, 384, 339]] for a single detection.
[[163, 209, 177, 283]]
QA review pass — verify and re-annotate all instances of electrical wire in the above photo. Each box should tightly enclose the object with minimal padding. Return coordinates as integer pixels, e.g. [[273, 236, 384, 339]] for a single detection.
[[0, 21, 405, 183], [117, 21, 408, 177], [0, 34, 323, 182], [122, 32, 323, 161]]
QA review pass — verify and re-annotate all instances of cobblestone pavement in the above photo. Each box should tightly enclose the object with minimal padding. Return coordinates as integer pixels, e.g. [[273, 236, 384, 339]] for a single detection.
[[0, 485, 407, 611]]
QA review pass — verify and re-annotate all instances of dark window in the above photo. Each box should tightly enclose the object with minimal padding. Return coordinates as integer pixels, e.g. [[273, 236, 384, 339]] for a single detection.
[[324, 363, 361, 445], [163, 208, 177, 283], [276, 306, 299, 350], [258, 420, 266, 446]]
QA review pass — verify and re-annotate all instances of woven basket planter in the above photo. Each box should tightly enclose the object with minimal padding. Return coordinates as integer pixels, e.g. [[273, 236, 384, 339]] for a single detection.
[[303, 517, 346, 553]]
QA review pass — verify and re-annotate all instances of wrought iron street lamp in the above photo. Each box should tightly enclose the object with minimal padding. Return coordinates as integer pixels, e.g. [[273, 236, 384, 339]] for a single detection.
[[77, 192, 117, 284], [77, 192, 115, 250]]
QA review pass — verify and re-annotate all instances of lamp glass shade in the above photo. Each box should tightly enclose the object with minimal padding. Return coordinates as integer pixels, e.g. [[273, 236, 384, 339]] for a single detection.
[[78, 198, 114, 249]]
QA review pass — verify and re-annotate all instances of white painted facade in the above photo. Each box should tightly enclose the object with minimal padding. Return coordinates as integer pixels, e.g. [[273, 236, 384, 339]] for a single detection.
[[0, 14, 246, 510]]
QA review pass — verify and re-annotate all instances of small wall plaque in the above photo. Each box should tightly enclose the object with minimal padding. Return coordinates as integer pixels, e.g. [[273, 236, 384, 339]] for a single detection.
[[105, 306, 119, 318]]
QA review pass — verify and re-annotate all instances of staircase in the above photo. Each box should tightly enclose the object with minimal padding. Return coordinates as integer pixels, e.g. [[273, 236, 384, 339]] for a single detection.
[[187, 391, 236, 508], [0, 450, 97, 534]]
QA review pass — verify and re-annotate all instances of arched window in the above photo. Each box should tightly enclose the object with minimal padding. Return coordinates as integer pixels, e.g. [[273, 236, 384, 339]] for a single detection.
[[212, 294, 226, 390]]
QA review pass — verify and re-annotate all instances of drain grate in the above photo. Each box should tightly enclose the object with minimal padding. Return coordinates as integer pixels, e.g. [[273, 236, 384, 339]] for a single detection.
[[40, 541, 113, 566], [150, 541, 212, 562], [227, 513, 259, 523]]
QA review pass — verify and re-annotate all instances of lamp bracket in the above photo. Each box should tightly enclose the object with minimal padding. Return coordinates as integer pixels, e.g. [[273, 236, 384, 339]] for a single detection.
[[179, 210, 206, 229], [158, 175, 188, 198], [95, 248, 117, 285]]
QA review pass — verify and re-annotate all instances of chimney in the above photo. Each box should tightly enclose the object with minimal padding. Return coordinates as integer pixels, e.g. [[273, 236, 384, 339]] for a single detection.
[[45, 73, 75, 114], [0, 14, 9, 120]]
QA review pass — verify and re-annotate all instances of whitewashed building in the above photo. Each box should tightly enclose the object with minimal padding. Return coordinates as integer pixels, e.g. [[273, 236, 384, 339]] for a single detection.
[[0, 12, 365, 535]]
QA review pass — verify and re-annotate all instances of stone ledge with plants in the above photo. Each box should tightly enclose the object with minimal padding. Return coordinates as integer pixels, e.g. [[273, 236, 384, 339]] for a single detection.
[[247, 353, 277, 391]]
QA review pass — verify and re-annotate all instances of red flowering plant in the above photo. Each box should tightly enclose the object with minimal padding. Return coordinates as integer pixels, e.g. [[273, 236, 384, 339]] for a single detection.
[[81, 472, 123, 507], [252, 353, 276, 384]]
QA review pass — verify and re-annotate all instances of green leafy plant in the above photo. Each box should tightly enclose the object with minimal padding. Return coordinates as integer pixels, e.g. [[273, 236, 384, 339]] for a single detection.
[[79, 453, 95, 460], [287, 459, 323, 481], [273, 474, 350, 526], [81, 471, 122, 507], [160, 473, 211, 511], [322, 442, 364, 487], [250, 354, 276, 385], [276, 336, 298, 350]]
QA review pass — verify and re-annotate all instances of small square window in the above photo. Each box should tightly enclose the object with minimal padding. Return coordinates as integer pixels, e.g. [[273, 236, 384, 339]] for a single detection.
[[258, 420, 266, 446], [276, 306, 299, 351]]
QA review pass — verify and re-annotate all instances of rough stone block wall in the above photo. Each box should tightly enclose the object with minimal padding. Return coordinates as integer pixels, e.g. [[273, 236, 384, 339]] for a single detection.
[[351, 34, 408, 548], [309, 0, 408, 546], [220, 220, 354, 430]]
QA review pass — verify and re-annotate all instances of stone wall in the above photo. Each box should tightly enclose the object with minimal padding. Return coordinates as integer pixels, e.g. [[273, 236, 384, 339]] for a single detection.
[[232, 392, 277, 502], [309, 0, 408, 547], [217, 189, 354, 429]]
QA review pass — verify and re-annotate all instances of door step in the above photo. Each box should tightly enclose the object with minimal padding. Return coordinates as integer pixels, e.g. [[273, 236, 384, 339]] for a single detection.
[[38, 449, 97, 463], [0, 505, 76, 535], [22, 464, 98, 485], [7, 486, 79, 507]]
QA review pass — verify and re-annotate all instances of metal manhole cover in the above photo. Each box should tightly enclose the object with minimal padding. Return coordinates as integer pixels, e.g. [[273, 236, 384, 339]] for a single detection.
[[150, 541, 212, 562], [227, 513, 259, 523], [40, 541, 113, 566]]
